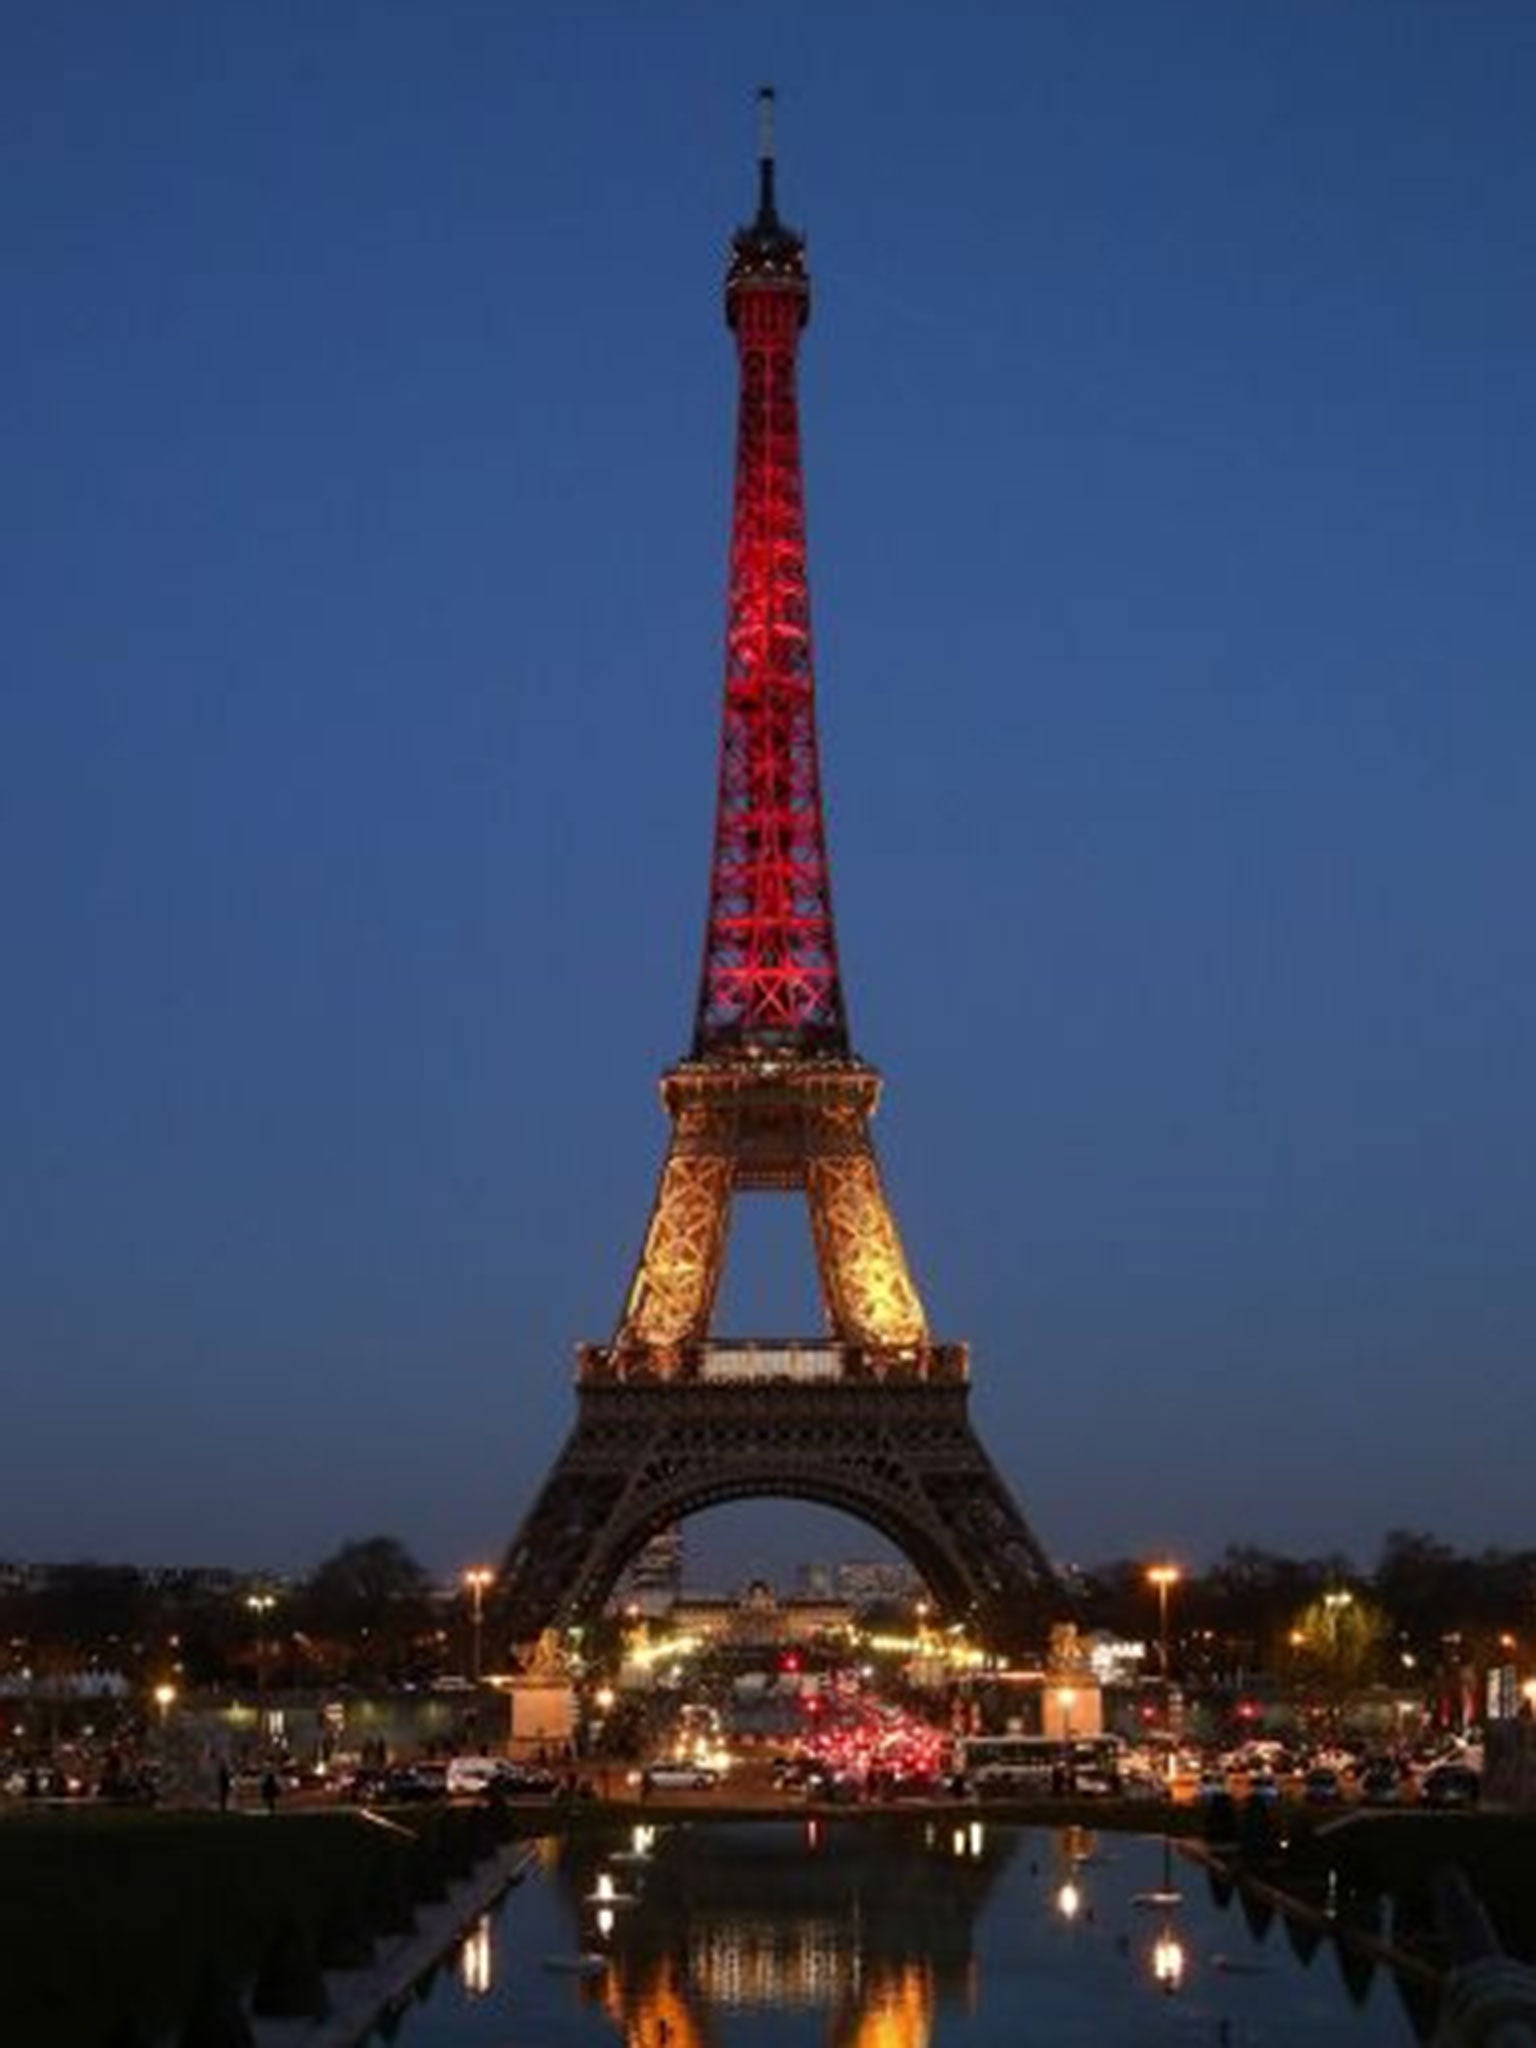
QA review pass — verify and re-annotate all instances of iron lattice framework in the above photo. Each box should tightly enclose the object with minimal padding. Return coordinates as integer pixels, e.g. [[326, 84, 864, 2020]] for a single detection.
[[615, 1060, 928, 1367], [695, 140, 842, 1056], [499, 96, 1058, 1656], [502, 1381, 1055, 1656]]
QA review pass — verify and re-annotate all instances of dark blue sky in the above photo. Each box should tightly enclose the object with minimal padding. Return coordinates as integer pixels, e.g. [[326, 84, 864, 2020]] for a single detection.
[[4, 2, 1532, 1587]]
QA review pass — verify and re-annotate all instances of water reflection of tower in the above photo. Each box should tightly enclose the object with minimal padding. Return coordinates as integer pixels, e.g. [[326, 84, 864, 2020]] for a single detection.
[[560, 1821, 1019, 2048]]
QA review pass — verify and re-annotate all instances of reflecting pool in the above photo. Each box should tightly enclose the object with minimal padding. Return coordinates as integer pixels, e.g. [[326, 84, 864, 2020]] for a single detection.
[[381, 1821, 1433, 2045]]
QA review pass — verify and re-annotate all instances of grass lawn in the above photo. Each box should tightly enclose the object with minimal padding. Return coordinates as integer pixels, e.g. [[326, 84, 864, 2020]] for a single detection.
[[0, 1804, 421, 2048]]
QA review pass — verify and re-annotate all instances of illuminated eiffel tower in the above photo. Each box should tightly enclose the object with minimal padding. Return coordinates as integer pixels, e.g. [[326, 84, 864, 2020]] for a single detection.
[[499, 94, 1057, 1654]]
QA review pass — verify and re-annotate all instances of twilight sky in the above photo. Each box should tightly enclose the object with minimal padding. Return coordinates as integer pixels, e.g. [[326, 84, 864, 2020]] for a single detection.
[[3, 2, 1533, 1590]]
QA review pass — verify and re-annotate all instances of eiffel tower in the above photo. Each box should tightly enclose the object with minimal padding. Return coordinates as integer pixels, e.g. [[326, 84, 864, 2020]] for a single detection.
[[500, 94, 1058, 1655]]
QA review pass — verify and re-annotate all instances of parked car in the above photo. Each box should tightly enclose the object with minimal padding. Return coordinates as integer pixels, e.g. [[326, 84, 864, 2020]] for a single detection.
[[365, 1762, 449, 1803], [493, 1761, 558, 1796], [1420, 1763, 1480, 1809], [797, 1765, 860, 1803], [446, 1756, 503, 1796], [1302, 1766, 1344, 1805], [643, 1764, 719, 1790], [1358, 1760, 1403, 1805]]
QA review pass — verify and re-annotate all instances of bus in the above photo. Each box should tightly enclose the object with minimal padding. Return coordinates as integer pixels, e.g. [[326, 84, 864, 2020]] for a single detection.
[[959, 1734, 1128, 1796]]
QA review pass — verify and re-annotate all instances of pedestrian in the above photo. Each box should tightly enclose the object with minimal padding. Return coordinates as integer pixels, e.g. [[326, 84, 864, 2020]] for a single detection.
[[217, 1762, 232, 1813], [261, 1769, 279, 1816]]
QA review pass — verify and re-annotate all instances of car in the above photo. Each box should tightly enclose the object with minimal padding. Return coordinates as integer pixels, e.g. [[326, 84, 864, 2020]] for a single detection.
[[493, 1762, 559, 1796], [771, 1757, 816, 1790], [1302, 1766, 1344, 1805], [367, 1762, 450, 1803], [1420, 1763, 1480, 1809], [1072, 1765, 1121, 1798], [233, 1763, 307, 1797], [446, 1756, 504, 1796], [797, 1765, 860, 1803], [1358, 1760, 1403, 1805], [643, 1764, 719, 1791]]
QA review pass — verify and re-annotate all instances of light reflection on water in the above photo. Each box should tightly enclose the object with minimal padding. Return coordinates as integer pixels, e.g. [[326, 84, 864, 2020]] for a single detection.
[[456, 1914, 492, 1999], [383, 1821, 1429, 2046]]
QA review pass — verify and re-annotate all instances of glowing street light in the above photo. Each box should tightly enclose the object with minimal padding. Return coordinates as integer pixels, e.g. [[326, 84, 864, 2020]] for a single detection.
[[914, 1598, 931, 1654], [1322, 1588, 1354, 1656], [463, 1567, 494, 1682], [246, 1592, 276, 1727], [153, 1682, 176, 1727], [1146, 1564, 1181, 1738]]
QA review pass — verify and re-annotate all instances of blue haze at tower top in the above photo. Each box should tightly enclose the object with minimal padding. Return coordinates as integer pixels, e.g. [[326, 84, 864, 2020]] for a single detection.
[[1, 2, 1532, 1579]]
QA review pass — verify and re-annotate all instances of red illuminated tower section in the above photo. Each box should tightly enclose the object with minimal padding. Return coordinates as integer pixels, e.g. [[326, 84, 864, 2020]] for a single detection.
[[610, 91, 928, 1372], [499, 97, 1058, 1655], [697, 96, 844, 1054]]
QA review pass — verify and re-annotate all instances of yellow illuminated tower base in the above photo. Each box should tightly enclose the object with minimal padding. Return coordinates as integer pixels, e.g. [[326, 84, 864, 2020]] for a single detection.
[[609, 1057, 934, 1375]]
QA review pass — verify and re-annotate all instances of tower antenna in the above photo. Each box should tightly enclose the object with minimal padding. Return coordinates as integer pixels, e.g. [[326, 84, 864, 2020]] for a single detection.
[[756, 83, 778, 224]]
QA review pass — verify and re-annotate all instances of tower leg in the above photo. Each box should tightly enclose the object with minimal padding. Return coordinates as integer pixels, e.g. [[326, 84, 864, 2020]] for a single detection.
[[619, 1150, 734, 1360], [806, 1149, 927, 1350]]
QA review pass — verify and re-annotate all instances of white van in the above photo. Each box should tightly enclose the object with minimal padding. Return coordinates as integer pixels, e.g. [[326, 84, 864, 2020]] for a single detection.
[[445, 1756, 503, 1796]]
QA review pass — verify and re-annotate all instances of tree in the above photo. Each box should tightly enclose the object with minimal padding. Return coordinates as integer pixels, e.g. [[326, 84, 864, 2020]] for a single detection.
[[1374, 1529, 1462, 1655], [1289, 1588, 1390, 1719], [296, 1538, 433, 1683]]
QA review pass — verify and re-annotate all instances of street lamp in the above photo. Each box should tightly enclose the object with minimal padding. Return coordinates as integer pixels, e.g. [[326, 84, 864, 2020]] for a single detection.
[[1146, 1565, 1181, 1726], [463, 1568, 494, 1682], [246, 1592, 276, 1736], [1147, 1564, 1182, 1777], [1322, 1589, 1353, 1656], [153, 1682, 176, 1729]]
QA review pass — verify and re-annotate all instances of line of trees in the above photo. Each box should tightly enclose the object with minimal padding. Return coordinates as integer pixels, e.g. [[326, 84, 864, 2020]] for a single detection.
[[4, 1525, 1532, 1702], [1075, 1528, 1536, 1698], [0, 1536, 448, 1692]]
